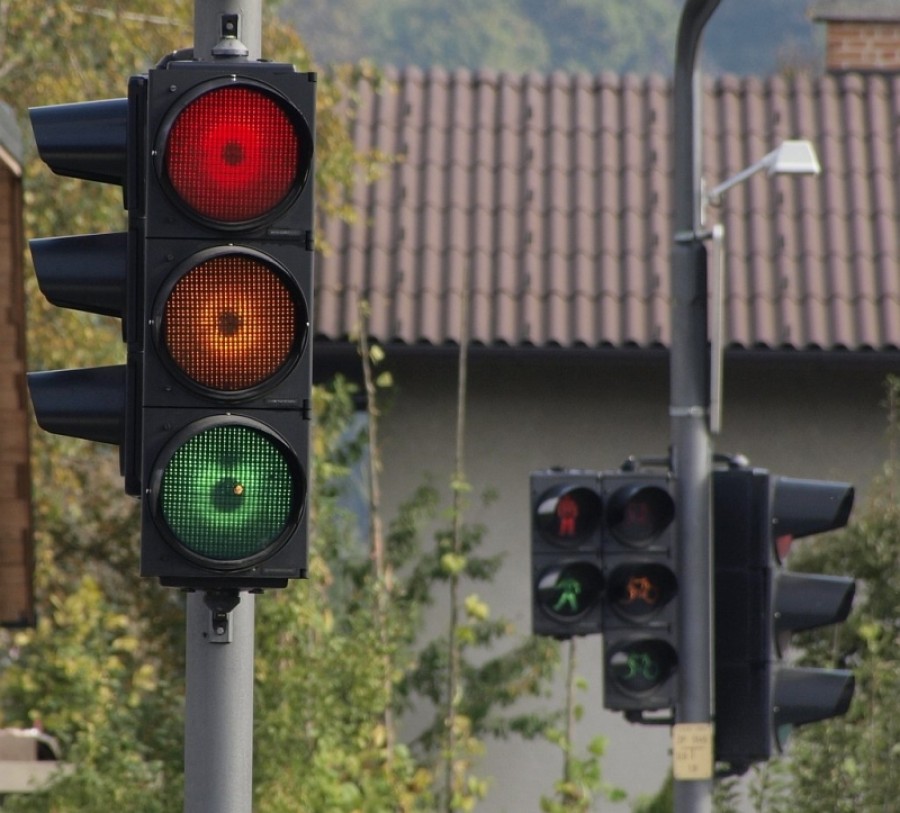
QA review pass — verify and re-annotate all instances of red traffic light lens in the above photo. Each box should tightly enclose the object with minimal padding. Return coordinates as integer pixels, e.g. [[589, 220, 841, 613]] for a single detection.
[[164, 85, 304, 224], [607, 485, 675, 546], [535, 486, 602, 544], [162, 251, 306, 394]]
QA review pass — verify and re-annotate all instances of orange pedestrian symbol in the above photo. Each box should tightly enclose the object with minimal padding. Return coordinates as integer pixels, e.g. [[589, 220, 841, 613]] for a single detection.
[[625, 575, 659, 606]]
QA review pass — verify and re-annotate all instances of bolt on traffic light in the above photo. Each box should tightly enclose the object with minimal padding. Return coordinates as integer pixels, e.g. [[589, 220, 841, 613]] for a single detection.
[[530, 470, 604, 637], [138, 60, 316, 589], [714, 464, 855, 773], [601, 470, 678, 718], [27, 79, 144, 495]]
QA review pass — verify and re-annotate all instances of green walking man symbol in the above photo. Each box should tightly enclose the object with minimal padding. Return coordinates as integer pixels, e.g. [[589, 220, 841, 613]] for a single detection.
[[553, 576, 582, 614]]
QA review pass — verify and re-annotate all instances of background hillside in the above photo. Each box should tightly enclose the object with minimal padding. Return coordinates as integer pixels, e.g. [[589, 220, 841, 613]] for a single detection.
[[282, 0, 821, 77]]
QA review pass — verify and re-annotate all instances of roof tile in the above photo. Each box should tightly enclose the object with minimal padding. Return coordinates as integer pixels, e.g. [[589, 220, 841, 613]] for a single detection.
[[317, 67, 900, 353]]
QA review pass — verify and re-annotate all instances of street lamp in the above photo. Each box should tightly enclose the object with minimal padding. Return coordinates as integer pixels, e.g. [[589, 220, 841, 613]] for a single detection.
[[704, 139, 821, 206], [703, 139, 822, 433]]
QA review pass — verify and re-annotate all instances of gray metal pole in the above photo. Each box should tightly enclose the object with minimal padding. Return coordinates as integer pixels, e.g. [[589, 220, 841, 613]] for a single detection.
[[194, 0, 262, 61], [182, 7, 263, 813], [671, 1, 721, 811], [184, 591, 256, 813]]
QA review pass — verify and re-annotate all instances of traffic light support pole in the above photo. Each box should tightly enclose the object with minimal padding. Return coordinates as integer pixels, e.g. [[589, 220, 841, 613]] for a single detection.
[[181, 6, 263, 813], [184, 591, 255, 813], [671, 1, 721, 810]]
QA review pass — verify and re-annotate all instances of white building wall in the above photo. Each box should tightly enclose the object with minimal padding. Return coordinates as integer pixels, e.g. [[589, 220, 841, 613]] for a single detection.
[[371, 348, 892, 810]]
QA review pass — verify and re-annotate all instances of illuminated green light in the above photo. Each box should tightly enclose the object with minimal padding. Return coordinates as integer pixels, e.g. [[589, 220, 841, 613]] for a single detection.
[[537, 562, 603, 620], [159, 423, 296, 562]]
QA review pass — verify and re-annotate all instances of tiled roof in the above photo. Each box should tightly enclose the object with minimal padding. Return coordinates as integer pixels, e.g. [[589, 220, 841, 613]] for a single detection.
[[315, 67, 900, 353]]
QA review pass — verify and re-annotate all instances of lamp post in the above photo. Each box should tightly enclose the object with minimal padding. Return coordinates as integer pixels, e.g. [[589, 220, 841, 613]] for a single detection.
[[670, 5, 721, 811]]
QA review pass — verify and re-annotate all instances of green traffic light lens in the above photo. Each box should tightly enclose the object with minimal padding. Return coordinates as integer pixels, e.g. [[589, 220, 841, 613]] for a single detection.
[[158, 421, 300, 565], [607, 640, 677, 694], [536, 562, 603, 620]]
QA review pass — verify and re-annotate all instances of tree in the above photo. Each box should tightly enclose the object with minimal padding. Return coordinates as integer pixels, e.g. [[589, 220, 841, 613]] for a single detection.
[[782, 378, 900, 810], [520, 0, 677, 74], [0, 3, 378, 810], [284, 0, 549, 72], [1, 7, 603, 811]]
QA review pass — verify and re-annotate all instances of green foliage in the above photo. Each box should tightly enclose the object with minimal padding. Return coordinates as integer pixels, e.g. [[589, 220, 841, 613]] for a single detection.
[[540, 733, 622, 813], [519, 0, 676, 74], [0, 574, 183, 813], [253, 380, 437, 812], [283, 0, 817, 76], [398, 481, 560, 810], [632, 772, 672, 813], [538, 642, 624, 812], [769, 375, 900, 810], [286, 0, 672, 74], [3, 6, 607, 810], [743, 759, 791, 813]]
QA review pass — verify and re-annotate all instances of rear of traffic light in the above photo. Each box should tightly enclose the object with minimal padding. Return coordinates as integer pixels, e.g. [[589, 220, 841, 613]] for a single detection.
[[530, 470, 604, 637], [27, 80, 144, 495], [601, 472, 678, 717], [714, 465, 855, 772], [139, 62, 315, 589]]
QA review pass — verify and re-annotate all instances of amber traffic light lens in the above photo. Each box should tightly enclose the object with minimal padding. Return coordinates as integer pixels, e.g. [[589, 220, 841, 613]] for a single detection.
[[163, 253, 304, 393], [607, 564, 677, 621], [164, 85, 302, 224]]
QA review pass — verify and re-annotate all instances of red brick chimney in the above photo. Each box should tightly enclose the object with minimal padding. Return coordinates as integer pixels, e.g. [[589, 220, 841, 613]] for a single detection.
[[809, 0, 900, 72]]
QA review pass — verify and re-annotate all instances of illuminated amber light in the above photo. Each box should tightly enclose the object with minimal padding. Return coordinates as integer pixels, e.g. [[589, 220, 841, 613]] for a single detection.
[[164, 254, 299, 392]]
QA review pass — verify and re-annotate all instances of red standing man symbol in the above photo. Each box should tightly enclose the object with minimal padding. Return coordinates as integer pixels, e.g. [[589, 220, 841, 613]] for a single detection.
[[556, 494, 579, 537]]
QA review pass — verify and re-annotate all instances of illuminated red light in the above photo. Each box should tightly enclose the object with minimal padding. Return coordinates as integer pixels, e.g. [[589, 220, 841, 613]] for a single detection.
[[164, 86, 300, 224]]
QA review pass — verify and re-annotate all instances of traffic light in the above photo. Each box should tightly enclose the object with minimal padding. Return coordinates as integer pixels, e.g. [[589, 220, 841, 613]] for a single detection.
[[530, 469, 604, 637], [714, 465, 855, 772], [139, 61, 316, 589], [601, 470, 678, 717], [27, 79, 144, 495]]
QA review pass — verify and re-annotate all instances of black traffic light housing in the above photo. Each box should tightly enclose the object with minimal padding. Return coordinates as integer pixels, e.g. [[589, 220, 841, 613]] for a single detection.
[[27, 79, 145, 495], [601, 469, 678, 717], [714, 463, 855, 773], [530, 469, 604, 637], [138, 60, 315, 589]]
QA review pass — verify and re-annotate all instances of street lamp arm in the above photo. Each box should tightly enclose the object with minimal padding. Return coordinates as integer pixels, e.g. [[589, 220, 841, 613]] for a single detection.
[[705, 140, 821, 205]]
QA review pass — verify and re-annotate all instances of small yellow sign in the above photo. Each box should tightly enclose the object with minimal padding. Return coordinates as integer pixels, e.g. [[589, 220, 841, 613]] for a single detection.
[[672, 723, 714, 780]]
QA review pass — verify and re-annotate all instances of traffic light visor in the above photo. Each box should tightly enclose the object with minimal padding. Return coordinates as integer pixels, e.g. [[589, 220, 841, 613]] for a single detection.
[[162, 83, 312, 225], [160, 250, 307, 395], [154, 418, 303, 567]]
